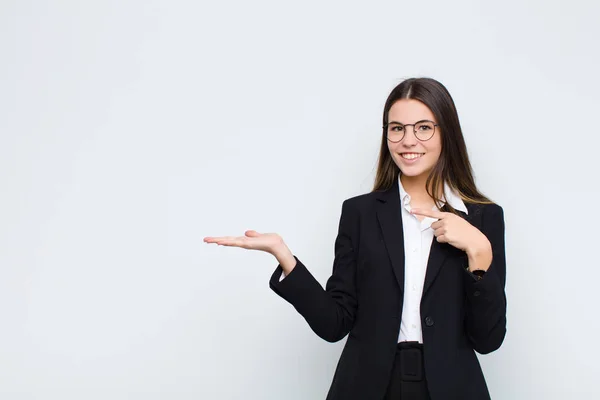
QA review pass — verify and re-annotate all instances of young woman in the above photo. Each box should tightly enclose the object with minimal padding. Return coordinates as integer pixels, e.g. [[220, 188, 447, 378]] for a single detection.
[[204, 77, 507, 400]]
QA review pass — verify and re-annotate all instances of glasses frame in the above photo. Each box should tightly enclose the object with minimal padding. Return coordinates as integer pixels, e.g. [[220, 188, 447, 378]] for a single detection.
[[384, 119, 439, 143]]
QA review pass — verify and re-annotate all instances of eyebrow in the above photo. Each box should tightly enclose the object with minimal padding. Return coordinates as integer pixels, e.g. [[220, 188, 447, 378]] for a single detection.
[[388, 119, 433, 125]]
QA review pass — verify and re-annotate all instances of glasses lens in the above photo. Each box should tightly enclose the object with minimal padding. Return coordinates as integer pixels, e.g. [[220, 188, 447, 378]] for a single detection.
[[386, 123, 404, 142], [415, 121, 435, 140]]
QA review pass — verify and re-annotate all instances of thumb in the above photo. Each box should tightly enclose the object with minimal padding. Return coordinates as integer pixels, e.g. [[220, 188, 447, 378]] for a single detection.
[[245, 230, 261, 237]]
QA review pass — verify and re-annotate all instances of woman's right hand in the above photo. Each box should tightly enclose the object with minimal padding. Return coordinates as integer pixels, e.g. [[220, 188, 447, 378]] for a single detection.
[[203, 230, 297, 274], [203, 230, 284, 254]]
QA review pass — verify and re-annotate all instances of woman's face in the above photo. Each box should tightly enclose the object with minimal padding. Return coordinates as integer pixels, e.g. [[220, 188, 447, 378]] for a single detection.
[[386, 99, 442, 180]]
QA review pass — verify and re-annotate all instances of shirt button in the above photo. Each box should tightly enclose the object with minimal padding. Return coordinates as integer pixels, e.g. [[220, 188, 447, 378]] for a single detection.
[[412, 248, 417, 252], [425, 316, 434, 327], [412, 324, 417, 329]]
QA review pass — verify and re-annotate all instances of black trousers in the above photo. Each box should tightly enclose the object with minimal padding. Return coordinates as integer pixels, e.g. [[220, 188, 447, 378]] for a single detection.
[[384, 342, 431, 400]]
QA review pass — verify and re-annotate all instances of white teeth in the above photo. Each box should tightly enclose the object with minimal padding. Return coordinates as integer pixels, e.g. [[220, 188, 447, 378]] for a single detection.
[[401, 153, 423, 160]]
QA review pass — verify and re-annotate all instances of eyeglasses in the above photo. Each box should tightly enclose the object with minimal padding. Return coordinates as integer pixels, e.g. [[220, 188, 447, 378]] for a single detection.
[[384, 120, 438, 142]]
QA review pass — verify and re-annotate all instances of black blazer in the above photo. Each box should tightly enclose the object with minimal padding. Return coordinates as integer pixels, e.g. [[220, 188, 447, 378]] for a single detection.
[[269, 177, 507, 400]]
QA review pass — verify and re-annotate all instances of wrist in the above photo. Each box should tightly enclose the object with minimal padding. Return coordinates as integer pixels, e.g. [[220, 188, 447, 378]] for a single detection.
[[272, 243, 296, 274], [466, 235, 491, 259], [271, 240, 290, 259], [466, 238, 492, 272]]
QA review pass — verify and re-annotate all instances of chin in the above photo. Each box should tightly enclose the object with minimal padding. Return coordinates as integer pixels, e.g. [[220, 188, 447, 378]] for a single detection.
[[399, 169, 427, 178], [397, 163, 433, 179]]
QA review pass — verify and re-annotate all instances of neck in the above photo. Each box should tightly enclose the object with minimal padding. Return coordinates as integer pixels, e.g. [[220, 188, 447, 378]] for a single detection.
[[400, 173, 438, 204]]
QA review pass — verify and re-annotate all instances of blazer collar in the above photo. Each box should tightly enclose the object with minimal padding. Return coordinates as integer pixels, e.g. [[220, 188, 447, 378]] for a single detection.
[[397, 175, 468, 215]]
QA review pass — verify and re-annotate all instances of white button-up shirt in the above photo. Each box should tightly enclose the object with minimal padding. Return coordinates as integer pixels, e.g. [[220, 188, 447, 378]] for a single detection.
[[397, 176, 468, 343]]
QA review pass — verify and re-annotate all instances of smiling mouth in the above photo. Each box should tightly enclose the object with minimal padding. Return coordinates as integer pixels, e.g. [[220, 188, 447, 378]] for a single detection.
[[400, 153, 424, 160]]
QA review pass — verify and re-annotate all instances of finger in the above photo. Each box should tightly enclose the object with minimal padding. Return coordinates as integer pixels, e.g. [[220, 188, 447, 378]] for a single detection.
[[219, 240, 244, 247], [205, 236, 237, 243], [431, 220, 443, 230], [410, 208, 446, 219], [216, 237, 248, 248], [205, 236, 244, 246], [433, 227, 446, 237], [204, 236, 226, 243], [245, 230, 261, 237], [436, 234, 447, 243]]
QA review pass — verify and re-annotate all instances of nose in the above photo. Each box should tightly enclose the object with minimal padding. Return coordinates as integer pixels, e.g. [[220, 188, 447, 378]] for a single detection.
[[401, 127, 418, 147]]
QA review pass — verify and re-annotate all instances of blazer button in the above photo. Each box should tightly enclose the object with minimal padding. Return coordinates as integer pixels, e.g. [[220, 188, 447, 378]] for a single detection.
[[425, 316, 434, 327], [473, 291, 481, 297]]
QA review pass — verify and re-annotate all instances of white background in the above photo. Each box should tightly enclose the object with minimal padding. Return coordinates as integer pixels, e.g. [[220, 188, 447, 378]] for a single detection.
[[1, 0, 599, 399]]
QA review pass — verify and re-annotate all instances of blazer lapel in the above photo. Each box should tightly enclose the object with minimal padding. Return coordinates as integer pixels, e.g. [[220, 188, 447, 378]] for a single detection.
[[422, 239, 450, 297], [375, 178, 405, 293]]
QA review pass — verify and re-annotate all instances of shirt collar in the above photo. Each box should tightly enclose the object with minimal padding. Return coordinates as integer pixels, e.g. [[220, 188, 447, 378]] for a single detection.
[[397, 175, 468, 214]]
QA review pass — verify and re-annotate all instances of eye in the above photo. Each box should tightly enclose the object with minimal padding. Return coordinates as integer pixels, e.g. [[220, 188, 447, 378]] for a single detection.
[[390, 125, 404, 132], [418, 124, 432, 131]]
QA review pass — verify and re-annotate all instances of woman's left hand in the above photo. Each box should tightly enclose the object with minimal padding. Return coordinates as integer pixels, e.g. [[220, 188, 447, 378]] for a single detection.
[[410, 208, 492, 269]]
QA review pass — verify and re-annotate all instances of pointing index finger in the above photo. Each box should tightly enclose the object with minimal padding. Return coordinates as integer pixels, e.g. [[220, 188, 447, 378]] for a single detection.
[[410, 208, 446, 219]]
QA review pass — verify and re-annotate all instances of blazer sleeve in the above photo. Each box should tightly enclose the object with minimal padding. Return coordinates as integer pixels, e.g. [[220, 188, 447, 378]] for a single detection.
[[268, 199, 359, 343], [462, 203, 507, 354]]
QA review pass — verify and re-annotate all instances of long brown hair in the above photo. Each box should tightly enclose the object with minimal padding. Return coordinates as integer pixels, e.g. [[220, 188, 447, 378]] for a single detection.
[[373, 77, 492, 213]]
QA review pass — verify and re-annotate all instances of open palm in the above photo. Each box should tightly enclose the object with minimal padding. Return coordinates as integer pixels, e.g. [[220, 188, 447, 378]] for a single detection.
[[203, 230, 283, 254]]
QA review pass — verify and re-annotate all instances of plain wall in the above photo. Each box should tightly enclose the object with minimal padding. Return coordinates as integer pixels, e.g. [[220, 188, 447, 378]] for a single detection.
[[1, 0, 599, 398]]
